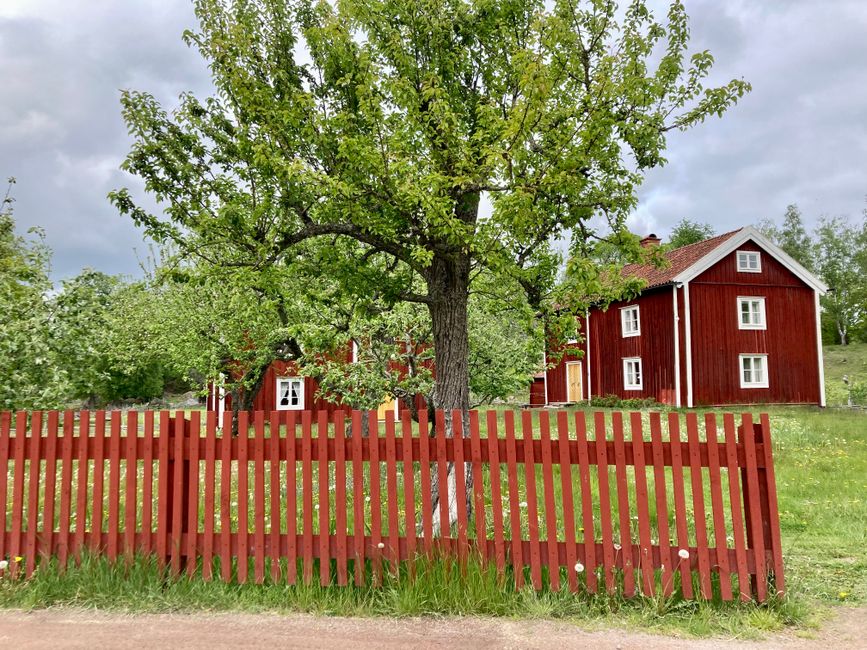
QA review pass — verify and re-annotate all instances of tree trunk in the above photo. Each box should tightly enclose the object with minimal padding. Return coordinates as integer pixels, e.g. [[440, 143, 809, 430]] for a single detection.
[[426, 250, 473, 534], [838, 319, 848, 346]]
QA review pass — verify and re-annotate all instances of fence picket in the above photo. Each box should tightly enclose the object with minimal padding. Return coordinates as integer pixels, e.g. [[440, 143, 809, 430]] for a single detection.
[[759, 413, 785, 597], [202, 411, 217, 581], [285, 412, 298, 585], [25, 410, 43, 576], [521, 410, 542, 590], [156, 411, 169, 565], [417, 410, 433, 555], [723, 413, 750, 601], [434, 410, 450, 551], [125, 411, 138, 563], [334, 412, 348, 586], [594, 412, 616, 593], [704, 413, 733, 601], [740, 414, 767, 601], [141, 411, 154, 557], [42, 411, 59, 564], [351, 410, 364, 585], [10, 411, 27, 578], [369, 411, 383, 586], [504, 410, 523, 589], [649, 413, 672, 595], [574, 412, 597, 593], [486, 410, 506, 577], [556, 411, 578, 592], [401, 410, 417, 571], [452, 410, 469, 568], [301, 410, 313, 584], [612, 412, 635, 597], [108, 411, 121, 563], [0, 412, 11, 567], [384, 411, 399, 575], [667, 412, 694, 599], [268, 411, 282, 583], [62, 410, 77, 566], [630, 413, 655, 597], [317, 410, 330, 586], [469, 411, 486, 564], [219, 412, 232, 582], [170, 412, 186, 576], [686, 413, 712, 599], [254, 411, 266, 584], [538, 411, 560, 591], [186, 411, 201, 578]]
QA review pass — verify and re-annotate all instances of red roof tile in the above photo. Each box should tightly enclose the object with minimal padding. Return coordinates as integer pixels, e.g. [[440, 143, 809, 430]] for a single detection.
[[621, 229, 742, 289]]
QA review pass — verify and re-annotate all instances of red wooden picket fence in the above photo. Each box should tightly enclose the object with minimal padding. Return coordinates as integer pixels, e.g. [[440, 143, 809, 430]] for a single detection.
[[0, 409, 784, 601]]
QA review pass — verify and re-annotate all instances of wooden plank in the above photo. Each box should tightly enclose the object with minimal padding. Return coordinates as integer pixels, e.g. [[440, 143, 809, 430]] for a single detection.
[[417, 410, 433, 555], [740, 413, 767, 601], [301, 410, 314, 584], [384, 411, 399, 576], [334, 411, 348, 586], [60, 410, 76, 566], [219, 411, 232, 582], [268, 411, 282, 583], [317, 410, 330, 586], [285, 412, 298, 585], [434, 410, 450, 551], [521, 410, 542, 590], [759, 413, 785, 597], [556, 411, 578, 592], [108, 411, 122, 563], [452, 410, 469, 569], [236, 411, 250, 584], [140, 411, 154, 557], [400, 409, 417, 571], [704, 413, 733, 601], [686, 413, 712, 599], [10, 412, 27, 578], [0, 411, 11, 566], [351, 410, 364, 586], [124, 411, 138, 563], [486, 410, 506, 577], [667, 412, 694, 599], [649, 413, 672, 596], [503, 410, 523, 589], [611, 412, 635, 597], [630, 413, 655, 597], [90, 411, 107, 554], [574, 412, 597, 592], [186, 411, 201, 578], [25, 410, 43, 576], [538, 411, 560, 591], [202, 411, 217, 581], [369, 411, 383, 586], [41, 411, 59, 564], [469, 411, 486, 564], [170, 412, 185, 576], [594, 412, 615, 594], [254, 411, 266, 584]]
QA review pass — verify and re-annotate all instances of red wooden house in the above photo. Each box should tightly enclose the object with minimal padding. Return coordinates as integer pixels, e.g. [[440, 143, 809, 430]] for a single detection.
[[537, 226, 828, 407]]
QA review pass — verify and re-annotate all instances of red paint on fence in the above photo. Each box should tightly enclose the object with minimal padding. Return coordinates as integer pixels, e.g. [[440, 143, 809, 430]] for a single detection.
[[0, 408, 786, 601]]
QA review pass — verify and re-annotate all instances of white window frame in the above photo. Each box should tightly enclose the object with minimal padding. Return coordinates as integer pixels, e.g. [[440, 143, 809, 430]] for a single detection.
[[736, 250, 762, 273], [620, 305, 641, 338], [622, 357, 643, 391], [276, 376, 305, 410], [739, 354, 769, 389], [737, 296, 767, 330]]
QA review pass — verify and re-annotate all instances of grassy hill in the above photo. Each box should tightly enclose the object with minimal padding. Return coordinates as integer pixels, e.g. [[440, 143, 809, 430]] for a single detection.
[[824, 342, 867, 406]]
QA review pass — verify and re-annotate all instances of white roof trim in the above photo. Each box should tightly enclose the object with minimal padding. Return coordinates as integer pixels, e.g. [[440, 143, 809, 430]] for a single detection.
[[673, 226, 828, 294]]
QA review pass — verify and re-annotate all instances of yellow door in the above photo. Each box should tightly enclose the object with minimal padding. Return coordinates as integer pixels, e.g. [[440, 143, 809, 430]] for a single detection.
[[377, 396, 397, 420], [567, 362, 583, 402]]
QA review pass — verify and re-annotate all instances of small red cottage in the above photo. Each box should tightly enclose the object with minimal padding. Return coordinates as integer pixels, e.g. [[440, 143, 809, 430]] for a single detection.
[[538, 226, 828, 407]]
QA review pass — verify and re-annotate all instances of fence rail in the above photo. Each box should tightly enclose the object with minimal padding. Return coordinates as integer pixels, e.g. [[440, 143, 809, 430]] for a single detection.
[[0, 408, 784, 601]]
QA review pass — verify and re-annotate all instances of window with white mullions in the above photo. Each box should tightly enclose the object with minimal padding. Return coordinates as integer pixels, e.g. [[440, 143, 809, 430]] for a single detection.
[[620, 305, 640, 337], [739, 354, 769, 388], [738, 296, 766, 330], [276, 377, 304, 410], [736, 250, 761, 273], [623, 357, 642, 390]]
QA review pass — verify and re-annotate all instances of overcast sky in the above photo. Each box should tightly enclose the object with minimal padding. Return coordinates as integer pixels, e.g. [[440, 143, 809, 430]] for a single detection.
[[2, 0, 866, 280]]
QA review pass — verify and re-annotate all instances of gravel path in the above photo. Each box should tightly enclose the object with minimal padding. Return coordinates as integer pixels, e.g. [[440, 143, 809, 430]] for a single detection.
[[0, 607, 864, 649]]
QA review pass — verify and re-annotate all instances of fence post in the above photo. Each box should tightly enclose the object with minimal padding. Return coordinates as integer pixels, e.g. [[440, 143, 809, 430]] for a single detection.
[[164, 416, 191, 574], [739, 419, 777, 599]]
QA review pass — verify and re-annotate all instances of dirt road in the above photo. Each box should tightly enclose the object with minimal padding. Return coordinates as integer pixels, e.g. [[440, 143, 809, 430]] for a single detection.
[[0, 607, 864, 649]]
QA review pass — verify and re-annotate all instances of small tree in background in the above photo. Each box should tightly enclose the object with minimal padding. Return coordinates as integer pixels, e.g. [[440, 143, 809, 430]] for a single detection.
[[667, 218, 715, 249]]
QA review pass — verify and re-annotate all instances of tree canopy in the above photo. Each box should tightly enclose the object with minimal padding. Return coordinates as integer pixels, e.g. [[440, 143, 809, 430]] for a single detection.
[[111, 0, 750, 418], [667, 217, 715, 249]]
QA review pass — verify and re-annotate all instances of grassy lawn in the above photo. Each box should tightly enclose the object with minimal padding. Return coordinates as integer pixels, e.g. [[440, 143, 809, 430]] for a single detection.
[[0, 348, 865, 639]]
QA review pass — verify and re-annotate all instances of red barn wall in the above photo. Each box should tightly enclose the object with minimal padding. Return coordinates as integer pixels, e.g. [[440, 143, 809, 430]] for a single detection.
[[587, 287, 677, 403], [688, 241, 820, 405]]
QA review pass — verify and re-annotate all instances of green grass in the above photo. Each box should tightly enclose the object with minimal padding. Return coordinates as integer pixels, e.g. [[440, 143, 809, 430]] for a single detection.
[[823, 343, 867, 406]]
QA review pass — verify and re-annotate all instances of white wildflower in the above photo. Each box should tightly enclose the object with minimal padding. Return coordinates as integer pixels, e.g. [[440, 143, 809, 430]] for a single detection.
[[519, 501, 528, 508], [365, 496, 371, 502], [314, 504, 320, 510], [574, 562, 584, 573], [678, 549, 690, 560], [613, 543, 621, 551], [377, 542, 385, 549], [0, 560, 7, 570]]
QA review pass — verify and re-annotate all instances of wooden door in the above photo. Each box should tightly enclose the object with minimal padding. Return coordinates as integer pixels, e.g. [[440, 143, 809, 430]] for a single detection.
[[377, 396, 397, 420], [566, 362, 583, 402]]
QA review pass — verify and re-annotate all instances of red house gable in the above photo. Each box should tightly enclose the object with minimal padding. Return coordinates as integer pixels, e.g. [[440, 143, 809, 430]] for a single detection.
[[540, 227, 828, 408]]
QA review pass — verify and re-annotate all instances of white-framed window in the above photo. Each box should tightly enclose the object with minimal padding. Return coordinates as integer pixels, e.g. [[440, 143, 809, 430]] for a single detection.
[[623, 357, 643, 391], [736, 250, 762, 273], [739, 355, 769, 389], [738, 296, 767, 330], [620, 305, 640, 338], [276, 377, 304, 410]]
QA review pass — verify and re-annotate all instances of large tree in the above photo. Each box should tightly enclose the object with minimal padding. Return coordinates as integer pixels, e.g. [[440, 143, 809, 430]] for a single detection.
[[111, 0, 749, 423]]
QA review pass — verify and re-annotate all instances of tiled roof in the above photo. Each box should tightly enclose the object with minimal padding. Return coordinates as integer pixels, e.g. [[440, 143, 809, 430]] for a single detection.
[[621, 229, 742, 289]]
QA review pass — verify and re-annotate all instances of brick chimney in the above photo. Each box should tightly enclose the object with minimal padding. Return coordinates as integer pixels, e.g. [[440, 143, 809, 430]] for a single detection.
[[639, 233, 661, 248]]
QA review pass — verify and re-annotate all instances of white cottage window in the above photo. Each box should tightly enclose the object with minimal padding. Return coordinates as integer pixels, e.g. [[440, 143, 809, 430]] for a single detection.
[[276, 377, 304, 410]]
